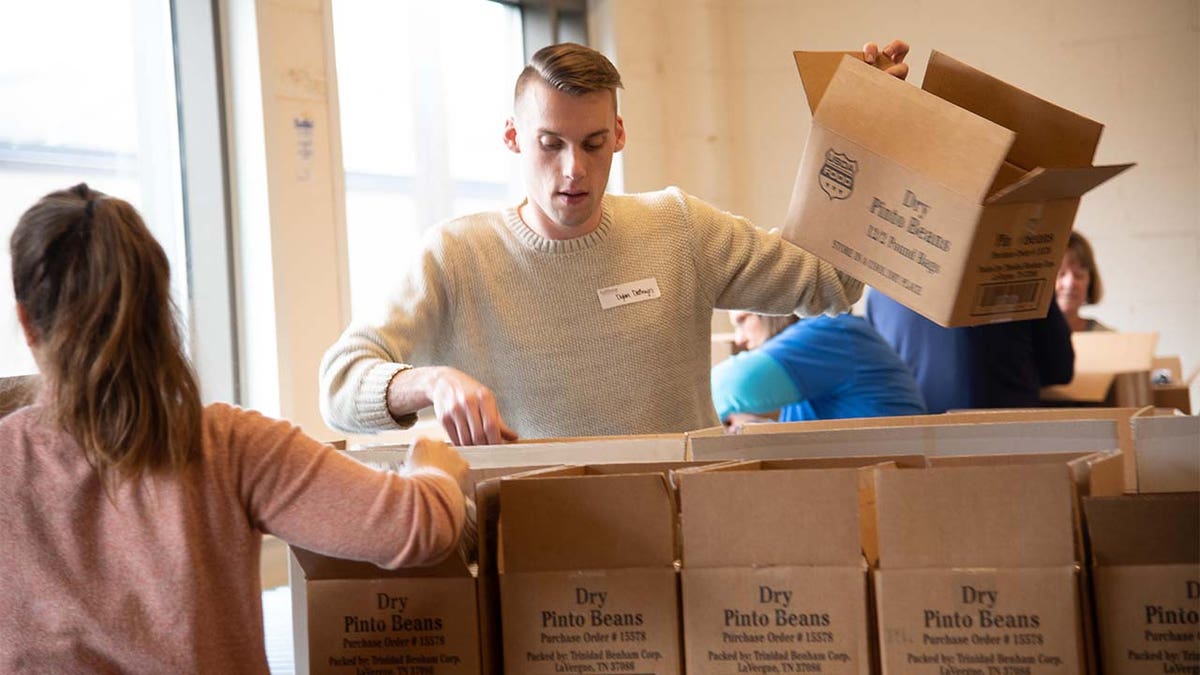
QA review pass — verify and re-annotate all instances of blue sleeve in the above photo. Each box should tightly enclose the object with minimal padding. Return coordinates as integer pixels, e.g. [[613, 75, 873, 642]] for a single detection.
[[710, 350, 801, 421], [759, 320, 840, 401]]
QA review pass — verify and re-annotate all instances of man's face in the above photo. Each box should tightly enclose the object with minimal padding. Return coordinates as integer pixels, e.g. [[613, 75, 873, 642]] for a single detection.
[[505, 78, 625, 239]]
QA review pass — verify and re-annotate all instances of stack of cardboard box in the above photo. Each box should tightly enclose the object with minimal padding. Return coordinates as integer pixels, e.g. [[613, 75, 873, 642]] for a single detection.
[[1083, 410, 1200, 673], [286, 407, 1198, 673]]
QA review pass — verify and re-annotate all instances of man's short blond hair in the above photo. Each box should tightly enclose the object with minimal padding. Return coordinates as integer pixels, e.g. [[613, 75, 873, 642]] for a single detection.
[[514, 42, 623, 111]]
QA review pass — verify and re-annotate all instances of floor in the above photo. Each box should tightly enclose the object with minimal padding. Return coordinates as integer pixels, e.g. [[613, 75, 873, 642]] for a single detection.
[[261, 535, 294, 674], [263, 586, 294, 674]]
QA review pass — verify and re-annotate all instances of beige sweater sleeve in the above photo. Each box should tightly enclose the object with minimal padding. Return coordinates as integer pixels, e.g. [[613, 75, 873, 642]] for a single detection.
[[319, 242, 453, 434], [677, 189, 864, 316]]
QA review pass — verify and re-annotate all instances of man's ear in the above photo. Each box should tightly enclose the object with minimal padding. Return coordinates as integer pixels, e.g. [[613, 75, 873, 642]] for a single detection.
[[503, 117, 520, 154], [15, 303, 37, 348], [613, 114, 626, 153]]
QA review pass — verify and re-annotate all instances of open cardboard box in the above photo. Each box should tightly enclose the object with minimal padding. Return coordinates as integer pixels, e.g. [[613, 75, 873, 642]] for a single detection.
[[676, 457, 922, 675], [1130, 408, 1200, 494], [1042, 332, 1159, 408], [923, 451, 1123, 674], [288, 463, 554, 675], [874, 463, 1092, 673], [782, 50, 1132, 327], [1083, 492, 1200, 674], [1151, 355, 1196, 414], [497, 462, 708, 675]]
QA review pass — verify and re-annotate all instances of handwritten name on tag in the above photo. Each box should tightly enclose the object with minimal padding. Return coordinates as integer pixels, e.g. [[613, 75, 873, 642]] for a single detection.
[[597, 277, 662, 310]]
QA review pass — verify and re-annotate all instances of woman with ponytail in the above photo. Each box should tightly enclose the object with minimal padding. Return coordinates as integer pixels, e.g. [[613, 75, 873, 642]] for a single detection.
[[0, 184, 469, 672]]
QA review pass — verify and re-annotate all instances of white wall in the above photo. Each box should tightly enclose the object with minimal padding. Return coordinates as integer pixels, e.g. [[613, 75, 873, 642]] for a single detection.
[[222, 0, 350, 440], [591, 0, 1200, 406]]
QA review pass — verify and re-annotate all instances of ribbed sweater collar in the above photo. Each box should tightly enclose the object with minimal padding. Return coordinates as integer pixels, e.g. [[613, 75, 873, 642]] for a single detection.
[[502, 199, 613, 254]]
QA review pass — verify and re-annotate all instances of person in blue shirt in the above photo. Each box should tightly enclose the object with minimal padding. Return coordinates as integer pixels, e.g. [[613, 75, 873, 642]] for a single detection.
[[711, 311, 927, 424], [864, 291, 1074, 414]]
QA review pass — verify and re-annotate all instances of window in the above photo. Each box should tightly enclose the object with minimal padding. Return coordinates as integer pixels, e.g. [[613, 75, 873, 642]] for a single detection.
[[332, 0, 526, 321], [0, 0, 185, 377]]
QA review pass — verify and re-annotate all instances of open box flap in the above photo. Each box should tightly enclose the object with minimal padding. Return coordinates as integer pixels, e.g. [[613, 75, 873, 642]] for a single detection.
[[291, 545, 471, 580], [679, 467, 861, 568], [986, 164, 1135, 205], [922, 50, 1104, 171], [1042, 332, 1159, 402], [1084, 493, 1200, 565], [877, 464, 1077, 568], [803, 54, 1014, 204], [500, 472, 676, 573], [793, 50, 893, 113]]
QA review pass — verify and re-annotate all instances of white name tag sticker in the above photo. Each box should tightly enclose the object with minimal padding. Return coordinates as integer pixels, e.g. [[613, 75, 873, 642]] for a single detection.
[[597, 277, 662, 310]]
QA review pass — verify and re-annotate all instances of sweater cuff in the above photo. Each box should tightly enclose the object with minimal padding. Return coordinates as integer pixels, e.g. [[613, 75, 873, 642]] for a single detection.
[[405, 465, 470, 544], [837, 271, 865, 304], [358, 362, 419, 430]]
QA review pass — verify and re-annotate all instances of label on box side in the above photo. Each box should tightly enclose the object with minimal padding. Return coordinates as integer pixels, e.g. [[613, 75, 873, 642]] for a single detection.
[[875, 567, 1082, 674], [501, 568, 681, 675], [304, 577, 480, 674], [959, 200, 1077, 320], [1094, 564, 1200, 674], [784, 127, 981, 323], [681, 566, 870, 674]]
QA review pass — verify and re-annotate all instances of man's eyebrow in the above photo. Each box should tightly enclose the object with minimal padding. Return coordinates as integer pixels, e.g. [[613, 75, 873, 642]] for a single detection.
[[536, 128, 610, 139]]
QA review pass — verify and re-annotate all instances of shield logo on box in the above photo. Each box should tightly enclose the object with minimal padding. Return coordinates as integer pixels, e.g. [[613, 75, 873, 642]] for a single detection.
[[819, 149, 857, 200]]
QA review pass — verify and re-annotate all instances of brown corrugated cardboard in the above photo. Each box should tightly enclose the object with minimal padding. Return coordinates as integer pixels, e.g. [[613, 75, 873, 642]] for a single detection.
[[289, 548, 481, 675], [354, 433, 687, 469], [1083, 493, 1200, 674], [1042, 332, 1159, 407], [677, 460, 897, 674], [1131, 410, 1200, 494], [686, 414, 1122, 464], [289, 462, 558, 675], [875, 464, 1087, 673], [498, 466, 684, 674], [927, 451, 1124, 500], [783, 50, 1132, 327], [746, 407, 1139, 455], [1152, 356, 1195, 414], [924, 450, 1124, 671]]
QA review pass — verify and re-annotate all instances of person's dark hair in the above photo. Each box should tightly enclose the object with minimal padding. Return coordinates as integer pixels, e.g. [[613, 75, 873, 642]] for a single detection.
[[514, 42, 624, 111], [1066, 231, 1103, 305], [10, 183, 202, 481]]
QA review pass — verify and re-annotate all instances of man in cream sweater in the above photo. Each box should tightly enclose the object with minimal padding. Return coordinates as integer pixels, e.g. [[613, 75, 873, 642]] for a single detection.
[[320, 40, 909, 445]]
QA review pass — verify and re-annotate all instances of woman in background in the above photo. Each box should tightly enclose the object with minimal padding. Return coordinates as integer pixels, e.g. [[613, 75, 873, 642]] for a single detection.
[[711, 311, 926, 426], [1056, 231, 1111, 332], [0, 184, 469, 672]]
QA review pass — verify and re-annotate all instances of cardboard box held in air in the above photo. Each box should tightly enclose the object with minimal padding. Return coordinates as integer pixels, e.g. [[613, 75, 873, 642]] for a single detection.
[[498, 464, 688, 675], [1083, 493, 1200, 674], [783, 50, 1132, 327], [676, 458, 912, 675], [1042, 332, 1159, 408], [874, 464, 1089, 674]]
